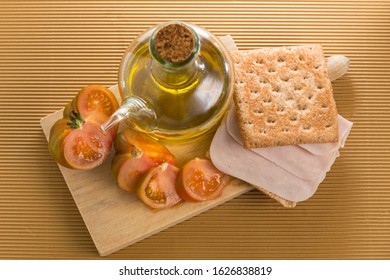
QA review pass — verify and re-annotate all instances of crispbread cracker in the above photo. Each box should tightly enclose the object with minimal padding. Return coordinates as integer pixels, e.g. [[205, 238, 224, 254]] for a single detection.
[[232, 44, 338, 148], [255, 185, 297, 208]]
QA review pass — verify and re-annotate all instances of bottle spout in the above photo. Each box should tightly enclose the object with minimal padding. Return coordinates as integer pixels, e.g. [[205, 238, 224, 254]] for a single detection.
[[101, 108, 126, 132], [101, 96, 157, 133]]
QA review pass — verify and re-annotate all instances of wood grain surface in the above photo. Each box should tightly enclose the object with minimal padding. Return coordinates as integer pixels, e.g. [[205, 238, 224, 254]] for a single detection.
[[1, 0, 390, 259], [39, 84, 253, 256]]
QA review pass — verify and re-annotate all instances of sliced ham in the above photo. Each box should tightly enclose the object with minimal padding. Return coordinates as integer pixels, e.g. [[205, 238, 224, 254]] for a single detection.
[[226, 109, 352, 180], [210, 119, 325, 202], [298, 114, 353, 155], [210, 111, 353, 202]]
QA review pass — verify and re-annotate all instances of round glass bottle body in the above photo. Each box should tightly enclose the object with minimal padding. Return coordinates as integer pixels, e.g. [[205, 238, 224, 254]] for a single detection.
[[116, 21, 234, 141]]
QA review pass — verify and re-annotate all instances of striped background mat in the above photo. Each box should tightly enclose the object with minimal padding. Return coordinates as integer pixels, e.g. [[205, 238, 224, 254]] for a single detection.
[[0, 1, 389, 259]]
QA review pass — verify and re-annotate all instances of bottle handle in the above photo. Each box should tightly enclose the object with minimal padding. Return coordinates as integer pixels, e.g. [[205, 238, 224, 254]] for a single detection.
[[101, 96, 157, 132]]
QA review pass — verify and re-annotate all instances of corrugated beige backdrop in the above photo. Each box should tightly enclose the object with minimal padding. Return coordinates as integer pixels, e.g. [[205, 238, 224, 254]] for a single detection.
[[0, 0, 389, 259]]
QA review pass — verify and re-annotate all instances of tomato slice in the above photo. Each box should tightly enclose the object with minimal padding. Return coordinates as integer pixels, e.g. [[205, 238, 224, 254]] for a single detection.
[[112, 153, 158, 193], [111, 128, 177, 193], [137, 163, 181, 209], [75, 84, 119, 121], [176, 158, 229, 202], [114, 128, 177, 165], [62, 121, 113, 170]]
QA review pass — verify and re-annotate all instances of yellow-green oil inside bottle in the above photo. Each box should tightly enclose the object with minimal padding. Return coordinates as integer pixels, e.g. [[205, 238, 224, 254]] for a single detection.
[[121, 41, 230, 139]]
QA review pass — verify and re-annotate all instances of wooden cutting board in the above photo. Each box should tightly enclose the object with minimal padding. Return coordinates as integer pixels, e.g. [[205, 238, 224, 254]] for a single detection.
[[39, 36, 254, 256], [40, 92, 253, 256]]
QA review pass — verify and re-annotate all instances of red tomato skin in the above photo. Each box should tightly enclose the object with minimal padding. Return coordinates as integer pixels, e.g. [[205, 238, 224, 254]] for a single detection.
[[137, 163, 182, 209]]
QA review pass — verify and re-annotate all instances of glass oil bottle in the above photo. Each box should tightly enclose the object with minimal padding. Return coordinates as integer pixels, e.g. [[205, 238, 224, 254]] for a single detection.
[[101, 21, 234, 141]]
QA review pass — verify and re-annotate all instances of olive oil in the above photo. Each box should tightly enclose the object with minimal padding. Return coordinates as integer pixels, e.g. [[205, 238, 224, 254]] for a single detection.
[[102, 21, 234, 141], [123, 42, 229, 134]]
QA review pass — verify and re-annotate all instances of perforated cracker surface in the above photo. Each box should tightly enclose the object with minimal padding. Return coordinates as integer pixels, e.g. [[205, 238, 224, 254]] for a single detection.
[[232, 44, 338, 148]]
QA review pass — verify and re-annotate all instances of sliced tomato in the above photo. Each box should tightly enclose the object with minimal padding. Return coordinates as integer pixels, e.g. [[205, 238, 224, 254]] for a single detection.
[[48, 85, 119, 170], [49, 112, 114, 170], [70, 84, 119, 120], [48, 118, 73, 168], [114, 128, 176, 165], [137, 163, 181, 209], [62, 122, 113, 170], [112, 128, 177, 193], [176, 158, 230, 202], [112, 153, 158, 193], [63, 100, 73, 118]]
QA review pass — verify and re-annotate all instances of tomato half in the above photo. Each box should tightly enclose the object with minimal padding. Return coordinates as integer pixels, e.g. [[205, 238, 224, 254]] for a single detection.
[[62, 122, 114, 169], [67, 84, 119, 120], [48, 85, 119, 170], [65, 84, 119, 139], [48, 118, 73, 168], [176, 158, 230, 202], [112, 128, 177, 193], [137, 163, 181, 209]]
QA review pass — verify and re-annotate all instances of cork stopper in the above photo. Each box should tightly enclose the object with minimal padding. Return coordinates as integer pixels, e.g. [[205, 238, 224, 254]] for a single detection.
[[153, 23, 196, 64]]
